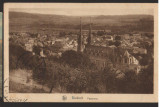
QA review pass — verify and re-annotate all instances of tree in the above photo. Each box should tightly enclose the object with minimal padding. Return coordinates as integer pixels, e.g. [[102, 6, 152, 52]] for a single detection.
[[33, 45, 41, 56], [101, 63, 117, 93], [67, 70, 88, 93], [37, 59, 88, 93], [60, 50, 92, 69], [138, 58, 153, 93], [97, 31, 105, 36], [115, 36, 121, 41], [139, 54, 149, 66], [114, 41, 121, 47], [9, 43, 35, 70], [52, 42, 63, 53], [59, 31, 66, 37]]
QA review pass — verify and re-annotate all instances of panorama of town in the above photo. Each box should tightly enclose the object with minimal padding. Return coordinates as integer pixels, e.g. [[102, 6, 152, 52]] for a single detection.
[[9, 12, 154, 93]]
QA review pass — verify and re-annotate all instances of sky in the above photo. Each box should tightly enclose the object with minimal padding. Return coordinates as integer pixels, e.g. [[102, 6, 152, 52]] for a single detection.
[[10, 4, 154, 16], [0, 12, 2, 40]]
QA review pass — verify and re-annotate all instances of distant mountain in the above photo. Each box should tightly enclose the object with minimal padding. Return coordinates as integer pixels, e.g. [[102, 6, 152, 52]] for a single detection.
[[9, 11, 154, 32]]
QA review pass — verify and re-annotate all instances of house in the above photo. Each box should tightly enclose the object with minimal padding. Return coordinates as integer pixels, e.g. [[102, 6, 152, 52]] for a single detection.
[[77, 18, 140, 73]]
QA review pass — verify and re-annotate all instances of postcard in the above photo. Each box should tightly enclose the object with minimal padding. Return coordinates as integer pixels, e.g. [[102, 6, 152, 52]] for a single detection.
[[4, 3, 158, 102], [0, 12, 2, 98]]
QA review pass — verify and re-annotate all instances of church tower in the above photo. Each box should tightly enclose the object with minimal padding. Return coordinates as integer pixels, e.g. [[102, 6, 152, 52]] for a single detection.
[[87, 17, 92, 45], [77, 17, 83, 52]]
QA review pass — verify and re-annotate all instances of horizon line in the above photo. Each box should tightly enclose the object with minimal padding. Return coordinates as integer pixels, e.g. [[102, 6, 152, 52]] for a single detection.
[[9, 11, 154, 17]]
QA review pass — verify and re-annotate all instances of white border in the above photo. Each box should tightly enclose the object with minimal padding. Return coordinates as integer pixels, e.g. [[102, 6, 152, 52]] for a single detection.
[[4, 3, 158, 102]]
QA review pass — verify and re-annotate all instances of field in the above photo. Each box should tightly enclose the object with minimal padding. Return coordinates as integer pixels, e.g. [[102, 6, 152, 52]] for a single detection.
[[9, 12, 154, 33], [9, 69, 61, 93], [9, 69, 49, 93]]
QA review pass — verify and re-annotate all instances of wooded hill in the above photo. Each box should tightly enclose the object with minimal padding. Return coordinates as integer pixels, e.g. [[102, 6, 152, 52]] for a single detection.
[[9, 11, 154, 32]]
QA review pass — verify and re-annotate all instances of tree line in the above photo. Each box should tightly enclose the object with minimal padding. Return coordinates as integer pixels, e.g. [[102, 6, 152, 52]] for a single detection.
[[9, 42, 153, 93]]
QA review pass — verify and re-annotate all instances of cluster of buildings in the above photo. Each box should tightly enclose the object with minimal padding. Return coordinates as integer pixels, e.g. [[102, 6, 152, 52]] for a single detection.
[[9, 31, 78, 57], [9, 17, 152, 75], [76, 18, 150, 74]]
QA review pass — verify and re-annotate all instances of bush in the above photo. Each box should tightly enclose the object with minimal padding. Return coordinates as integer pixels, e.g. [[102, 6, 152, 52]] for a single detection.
[[114, 41, 121, 47], [138, 61, 153, 93], [115, 36, 121, 40], [9, 42, 41, 70], [34, 60, 88, 93], [60, 50, 93, 69], [33, 45, 41, 56]]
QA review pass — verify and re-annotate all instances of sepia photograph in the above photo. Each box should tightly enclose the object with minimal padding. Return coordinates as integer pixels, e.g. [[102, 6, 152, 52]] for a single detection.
[[0, 12, 2, 97], [4, 3, 158, 102]]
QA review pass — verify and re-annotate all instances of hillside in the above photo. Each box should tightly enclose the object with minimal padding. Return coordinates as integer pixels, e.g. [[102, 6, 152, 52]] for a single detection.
[[9, 11, 154, 32]]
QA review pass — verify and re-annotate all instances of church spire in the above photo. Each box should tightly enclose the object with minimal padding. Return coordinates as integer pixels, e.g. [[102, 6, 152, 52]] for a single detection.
[[77, 17, 83, 52], [87, 17, 92, 45]]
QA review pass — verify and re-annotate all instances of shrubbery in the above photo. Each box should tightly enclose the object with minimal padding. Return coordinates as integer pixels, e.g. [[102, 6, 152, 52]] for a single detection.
[[9, 43, 41, 70], [60, 50, 95, 70], [10, 43, 153, 93]]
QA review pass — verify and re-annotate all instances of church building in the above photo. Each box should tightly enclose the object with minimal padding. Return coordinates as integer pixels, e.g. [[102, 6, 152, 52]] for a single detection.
[[77, 18, 140, 73]]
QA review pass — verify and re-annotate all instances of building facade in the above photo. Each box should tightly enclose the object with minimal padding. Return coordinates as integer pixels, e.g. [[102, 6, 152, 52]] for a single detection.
[[77, 18, 140, 73]]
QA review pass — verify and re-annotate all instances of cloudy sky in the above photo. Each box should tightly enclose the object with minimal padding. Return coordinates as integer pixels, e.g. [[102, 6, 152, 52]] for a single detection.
[[10, 4, 154, 16]]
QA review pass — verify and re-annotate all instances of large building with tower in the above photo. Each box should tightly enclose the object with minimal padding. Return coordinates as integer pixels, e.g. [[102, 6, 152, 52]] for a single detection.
[[77, 18, 140, 73]]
